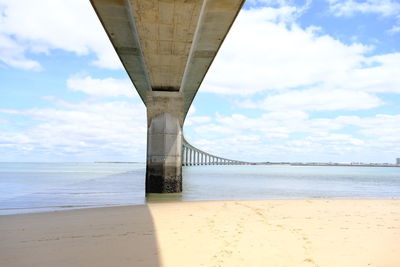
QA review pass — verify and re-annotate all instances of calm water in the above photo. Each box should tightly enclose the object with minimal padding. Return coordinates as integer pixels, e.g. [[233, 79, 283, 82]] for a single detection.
[[1, 162, 400, 215]]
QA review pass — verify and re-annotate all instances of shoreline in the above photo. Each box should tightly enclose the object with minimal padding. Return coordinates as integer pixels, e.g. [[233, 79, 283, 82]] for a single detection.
[[1, 199, 399, 266], [2, 197, 400, 217]]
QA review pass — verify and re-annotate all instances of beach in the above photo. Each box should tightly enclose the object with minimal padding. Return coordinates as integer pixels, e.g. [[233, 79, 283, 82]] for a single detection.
[[1, 199, 399, 267]]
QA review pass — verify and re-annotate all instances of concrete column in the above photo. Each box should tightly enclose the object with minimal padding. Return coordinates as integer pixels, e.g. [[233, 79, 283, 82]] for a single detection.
[[182, 146, 185, 166], [185, 146, 189, 166], [197, 151, 201, 165], [182, 146, 186, 166], [146, 91, 183, 193], [201, 153, 204, 165], [185, 147, 189, 166], [193, 149, 195, 165], [197, 151, 200, 165]]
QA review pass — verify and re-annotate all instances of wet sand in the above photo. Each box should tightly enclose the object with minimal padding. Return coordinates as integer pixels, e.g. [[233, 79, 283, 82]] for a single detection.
[[1, 199, 399, 266]]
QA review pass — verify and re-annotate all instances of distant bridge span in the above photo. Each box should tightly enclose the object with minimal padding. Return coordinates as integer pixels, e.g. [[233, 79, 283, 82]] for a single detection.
[[91, 0, 246, 193], [183, 138, 249, 166]]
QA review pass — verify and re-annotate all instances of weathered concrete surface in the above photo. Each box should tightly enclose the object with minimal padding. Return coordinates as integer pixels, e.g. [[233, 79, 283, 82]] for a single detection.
[[130, 0, 203, 91], [91, 0, 245, 115], [146, 92, 183, 193]]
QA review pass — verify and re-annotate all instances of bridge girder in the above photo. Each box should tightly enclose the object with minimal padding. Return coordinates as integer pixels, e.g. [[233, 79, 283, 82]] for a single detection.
[[90, 0, 245, 117]]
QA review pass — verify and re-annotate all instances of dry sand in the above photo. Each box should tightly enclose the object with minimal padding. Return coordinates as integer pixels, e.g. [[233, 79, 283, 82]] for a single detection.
[[1, 199, 399, 267]]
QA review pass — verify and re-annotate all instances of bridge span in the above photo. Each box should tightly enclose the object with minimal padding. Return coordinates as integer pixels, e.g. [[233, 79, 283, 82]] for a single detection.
[[183, 138, 249, 166], [91, 0, 246, 193]]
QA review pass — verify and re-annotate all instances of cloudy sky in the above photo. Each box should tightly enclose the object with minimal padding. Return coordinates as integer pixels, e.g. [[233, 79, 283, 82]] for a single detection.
[[1, 0, 400, 163]]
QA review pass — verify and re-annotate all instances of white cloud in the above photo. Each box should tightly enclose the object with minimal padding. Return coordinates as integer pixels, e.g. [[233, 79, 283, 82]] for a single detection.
[[185, 116, 212, 126], [201, 6, 374, 95], [0, 0, 121, 70], [327, 0, 400, 17], [67, 75, 137, 98], [241, 88, 384, 111], [199, 4, 400, 101], [325, 53, 400, 94], [0, 100, 147, 161], [185, 111, 400, 162], [0, 34, 42, 70], [327, 0, 400, 35], [336, 114, 400, 142], [307, 132, 365, 146], [184, 105, 212, 126], [388, 25, 400, 34]]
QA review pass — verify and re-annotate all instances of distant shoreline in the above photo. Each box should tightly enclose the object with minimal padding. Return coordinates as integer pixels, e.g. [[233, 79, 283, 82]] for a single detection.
[[93, 161, 400, 168], [94, 161, 142, 164], [251, 162, 400, 168]]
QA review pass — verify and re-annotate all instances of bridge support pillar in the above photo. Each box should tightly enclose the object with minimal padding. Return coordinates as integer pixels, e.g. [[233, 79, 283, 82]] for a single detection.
[[146, 91, 183, 193]]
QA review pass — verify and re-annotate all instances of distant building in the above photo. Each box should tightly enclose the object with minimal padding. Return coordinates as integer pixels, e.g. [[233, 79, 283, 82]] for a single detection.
[[397, 158, 400, 165]]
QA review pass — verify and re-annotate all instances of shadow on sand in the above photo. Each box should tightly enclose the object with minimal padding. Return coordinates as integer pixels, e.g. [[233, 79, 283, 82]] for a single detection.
[[0, 205, 161, 266]]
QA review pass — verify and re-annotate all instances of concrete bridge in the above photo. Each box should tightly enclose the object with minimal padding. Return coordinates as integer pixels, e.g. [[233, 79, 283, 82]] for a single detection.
[[90, 0, 246, 193], [183, 138, 249, 166]]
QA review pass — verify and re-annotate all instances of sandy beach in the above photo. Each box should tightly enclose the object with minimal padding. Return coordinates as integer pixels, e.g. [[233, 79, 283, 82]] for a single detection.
[[1, 199, 399, 267]]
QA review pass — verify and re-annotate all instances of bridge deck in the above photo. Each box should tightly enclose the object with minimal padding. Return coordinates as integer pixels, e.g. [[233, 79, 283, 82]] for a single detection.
[[90, 0, 245, 117]]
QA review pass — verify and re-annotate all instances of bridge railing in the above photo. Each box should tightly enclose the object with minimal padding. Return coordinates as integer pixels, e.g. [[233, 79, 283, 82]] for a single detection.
[[182, 137, 249, 166]]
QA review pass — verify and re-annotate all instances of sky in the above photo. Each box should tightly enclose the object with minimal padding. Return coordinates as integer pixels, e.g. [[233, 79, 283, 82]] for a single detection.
[[0, 0, 400, 163]]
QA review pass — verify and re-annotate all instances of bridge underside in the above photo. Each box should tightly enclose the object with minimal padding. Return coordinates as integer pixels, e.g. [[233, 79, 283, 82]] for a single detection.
[[91, 0, 245, 193]]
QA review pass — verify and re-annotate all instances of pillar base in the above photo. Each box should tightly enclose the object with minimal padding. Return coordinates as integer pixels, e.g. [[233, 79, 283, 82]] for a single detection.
[[146, 164, 182, 193]]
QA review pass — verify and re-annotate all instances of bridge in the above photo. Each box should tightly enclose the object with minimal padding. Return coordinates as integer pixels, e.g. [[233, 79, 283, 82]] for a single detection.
[[90, 0, 246, 193], [182, 138, 249, 166]]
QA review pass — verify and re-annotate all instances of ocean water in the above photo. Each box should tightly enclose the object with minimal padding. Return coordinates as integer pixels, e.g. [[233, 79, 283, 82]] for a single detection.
[[1, 162, 400, 215]]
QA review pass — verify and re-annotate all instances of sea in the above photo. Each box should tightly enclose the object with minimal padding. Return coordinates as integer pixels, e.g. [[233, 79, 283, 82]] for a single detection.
[[1, 162, 400, 215]]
